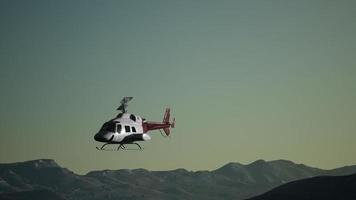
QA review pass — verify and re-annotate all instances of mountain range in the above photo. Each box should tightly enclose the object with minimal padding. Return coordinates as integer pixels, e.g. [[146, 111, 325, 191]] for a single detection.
[[248, 173, 356, 200], [1, 159, 356, 200]]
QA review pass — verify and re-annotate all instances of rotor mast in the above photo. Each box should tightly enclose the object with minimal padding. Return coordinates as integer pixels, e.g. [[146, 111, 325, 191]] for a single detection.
[[117, 97, 133, 113]]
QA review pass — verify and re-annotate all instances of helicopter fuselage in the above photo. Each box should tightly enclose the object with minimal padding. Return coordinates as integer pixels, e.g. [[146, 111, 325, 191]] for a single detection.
[[94, 113, 151, 144], [94, 98, 175, 151]]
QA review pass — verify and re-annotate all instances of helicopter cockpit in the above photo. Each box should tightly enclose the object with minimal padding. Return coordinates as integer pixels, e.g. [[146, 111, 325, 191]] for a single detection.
[[100, 121, 117, 132]]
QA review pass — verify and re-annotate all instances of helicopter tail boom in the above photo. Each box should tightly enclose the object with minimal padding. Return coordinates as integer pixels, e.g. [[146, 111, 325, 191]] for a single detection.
[[143, 108, 175, 136]]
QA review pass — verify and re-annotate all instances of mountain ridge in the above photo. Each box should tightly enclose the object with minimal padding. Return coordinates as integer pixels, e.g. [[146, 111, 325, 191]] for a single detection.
[[1, 159, 356, 200], [248, 173, 356, 200]]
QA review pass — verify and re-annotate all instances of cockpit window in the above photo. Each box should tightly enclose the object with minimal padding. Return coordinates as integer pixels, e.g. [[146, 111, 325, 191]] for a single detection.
[[117, 124, 122, 133], [130, 114, 136, 122], [100, 122, 116, 132], [132, 127, 136, 132], [125, 125, 130, 133]]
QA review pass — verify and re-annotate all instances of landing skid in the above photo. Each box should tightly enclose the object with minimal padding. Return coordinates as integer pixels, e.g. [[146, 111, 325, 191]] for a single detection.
[[96, 143, 143, 151]]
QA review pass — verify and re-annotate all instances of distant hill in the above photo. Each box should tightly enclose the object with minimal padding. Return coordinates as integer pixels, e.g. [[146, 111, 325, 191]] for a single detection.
[[1, 159, 356, 200], [248, 173, 356, 200]]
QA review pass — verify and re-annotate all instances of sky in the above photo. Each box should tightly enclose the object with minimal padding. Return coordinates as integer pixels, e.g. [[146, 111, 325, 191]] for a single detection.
[[0, 0, 356, 174]]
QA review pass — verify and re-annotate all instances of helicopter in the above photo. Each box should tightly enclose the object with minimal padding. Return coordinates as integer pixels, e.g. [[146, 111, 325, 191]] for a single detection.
[[94, 97, 175, 151]]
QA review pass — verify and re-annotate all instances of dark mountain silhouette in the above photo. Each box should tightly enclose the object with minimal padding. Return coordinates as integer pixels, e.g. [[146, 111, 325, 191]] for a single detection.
[[1, 159, 356, 200], [248, 173, 356, 200], [0, 189, 66, 200]]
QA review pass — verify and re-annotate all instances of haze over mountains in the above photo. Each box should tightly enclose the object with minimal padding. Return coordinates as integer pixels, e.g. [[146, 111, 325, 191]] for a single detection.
[[1, 159, 356, 200]]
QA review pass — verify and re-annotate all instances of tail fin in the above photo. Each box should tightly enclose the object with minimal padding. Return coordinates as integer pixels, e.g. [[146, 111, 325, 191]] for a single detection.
[[162, 108, 175, 136], [163, 108, 170, 124], [163, 127, 170, 136]]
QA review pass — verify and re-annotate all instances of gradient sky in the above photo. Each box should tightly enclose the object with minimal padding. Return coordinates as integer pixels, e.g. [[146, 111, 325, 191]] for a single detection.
[[1, 0, 356, 174]]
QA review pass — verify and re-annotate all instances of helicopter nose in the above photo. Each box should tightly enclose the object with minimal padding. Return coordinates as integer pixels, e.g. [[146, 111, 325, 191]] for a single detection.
[[94, 132, 114, 142], [94, 132, 107, 142]]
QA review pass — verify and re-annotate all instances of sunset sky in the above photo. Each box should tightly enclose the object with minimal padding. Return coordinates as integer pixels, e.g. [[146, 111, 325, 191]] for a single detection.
[[1, 0, 356, 174]]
